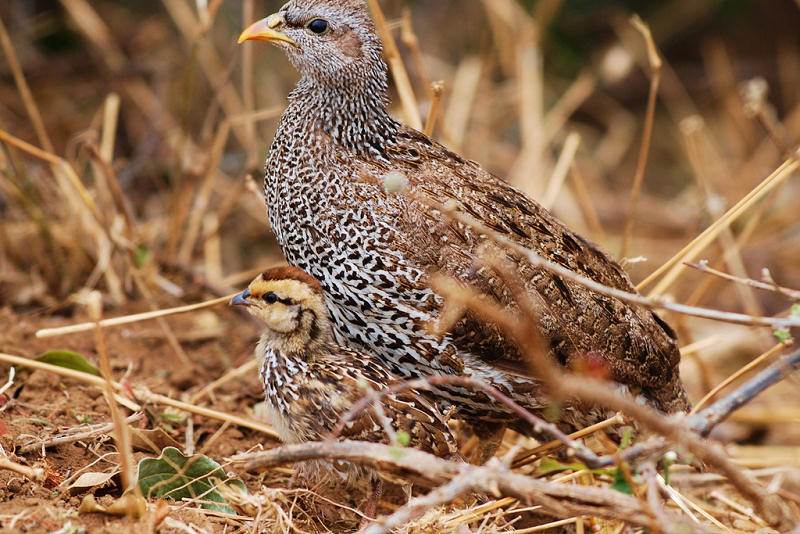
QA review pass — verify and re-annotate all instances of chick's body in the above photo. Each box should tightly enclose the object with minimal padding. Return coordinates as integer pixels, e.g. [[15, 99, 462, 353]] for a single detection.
[[232, 267, 457, 482]]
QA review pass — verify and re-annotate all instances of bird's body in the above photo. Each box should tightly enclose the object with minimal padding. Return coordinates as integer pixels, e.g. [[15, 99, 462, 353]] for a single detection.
[[231, 267, 457, 483], [242, 0, 690, 434]]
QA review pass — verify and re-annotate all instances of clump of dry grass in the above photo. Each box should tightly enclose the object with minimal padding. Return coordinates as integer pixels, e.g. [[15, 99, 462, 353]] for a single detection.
[[1, 0, 799, 532]]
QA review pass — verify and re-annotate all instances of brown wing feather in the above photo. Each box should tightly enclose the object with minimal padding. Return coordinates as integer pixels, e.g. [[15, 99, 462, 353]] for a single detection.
[[372, 127, 687, 412]]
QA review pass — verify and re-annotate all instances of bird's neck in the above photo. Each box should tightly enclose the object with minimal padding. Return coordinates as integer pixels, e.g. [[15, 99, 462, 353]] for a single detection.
[[257, 308, 329, 359], [287, 62, 400, 158]]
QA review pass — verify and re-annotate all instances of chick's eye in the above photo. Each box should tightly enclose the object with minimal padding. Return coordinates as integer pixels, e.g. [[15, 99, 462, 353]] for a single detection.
[[264, 292, 279, 304], [307, 18, 329, 34]]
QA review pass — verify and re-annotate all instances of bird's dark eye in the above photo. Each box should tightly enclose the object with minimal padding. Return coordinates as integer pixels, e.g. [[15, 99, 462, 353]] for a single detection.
[[264, 292, 279, 304], [307, 19, 329, 34]]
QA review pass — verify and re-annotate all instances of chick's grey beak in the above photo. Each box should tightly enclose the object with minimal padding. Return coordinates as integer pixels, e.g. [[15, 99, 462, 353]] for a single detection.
[[230, 289, 253, 307]]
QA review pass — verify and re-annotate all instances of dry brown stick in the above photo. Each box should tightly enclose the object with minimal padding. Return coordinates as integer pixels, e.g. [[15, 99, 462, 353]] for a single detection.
[[0, 13, 55, 153], [360, 467, 503, 534], [0, 458, 45, 482], [620, 15, 662, 260], [691, 341, 792, 414], [18, 413, 145, 454], [417, 195, 800, 330], [687, 347, 800, 436], [231, 441, 655, 527]]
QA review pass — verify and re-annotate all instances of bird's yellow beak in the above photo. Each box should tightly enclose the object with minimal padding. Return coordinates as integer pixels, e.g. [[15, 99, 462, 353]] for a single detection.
[[238, 13, 298, 48]]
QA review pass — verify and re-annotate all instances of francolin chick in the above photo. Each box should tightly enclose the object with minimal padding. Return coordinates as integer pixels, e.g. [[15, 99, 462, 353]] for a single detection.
[[239, 0, 690, 439], [230, 266, 458, 484]]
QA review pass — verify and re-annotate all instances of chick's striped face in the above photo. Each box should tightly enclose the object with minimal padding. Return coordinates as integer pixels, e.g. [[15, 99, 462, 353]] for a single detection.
[[246, 278, 320, 334]]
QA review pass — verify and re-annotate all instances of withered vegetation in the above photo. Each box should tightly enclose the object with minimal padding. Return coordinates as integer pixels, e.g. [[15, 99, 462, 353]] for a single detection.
[[0, 1, 799, 532]]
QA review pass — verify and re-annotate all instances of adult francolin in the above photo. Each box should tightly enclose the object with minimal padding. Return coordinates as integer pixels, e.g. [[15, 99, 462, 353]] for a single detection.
[[239, 0, 690, 435]]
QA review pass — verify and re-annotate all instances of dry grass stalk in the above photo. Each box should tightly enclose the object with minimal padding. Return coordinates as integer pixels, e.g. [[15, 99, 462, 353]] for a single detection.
[[423, 81, 445, 137], [542, 132, 581, 210], [637, 156, 799, 295], [691, 341, 792, 414], [620, 15, 662, 260], [0, 14, 54, 153], [367, 0, 422, 130], [687, 262, 800, 301], [680, 117, 764, 319], [35, 294, 233, 338], [87, 291, 136, 496]]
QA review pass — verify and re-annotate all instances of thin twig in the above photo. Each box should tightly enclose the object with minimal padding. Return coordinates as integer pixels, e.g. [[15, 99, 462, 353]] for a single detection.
[[691, 341, 792, 414], [231, 441, 656, 528], [620, 15, 662, 259], [687, 347, 800, 436], [87, 292, 136, 495], [18, 413, 145, 454], [687, 262, 800, 301], [35, 294, 233, 338]]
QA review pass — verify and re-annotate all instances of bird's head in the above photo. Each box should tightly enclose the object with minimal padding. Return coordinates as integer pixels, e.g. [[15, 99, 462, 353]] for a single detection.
[[238, 0, 383, 88], [230, 266, 329, 352]]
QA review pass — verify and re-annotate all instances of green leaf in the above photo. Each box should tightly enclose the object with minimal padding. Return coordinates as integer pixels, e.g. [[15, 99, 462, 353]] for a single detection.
[[537, 457, 586, 475], [134, 245, 150, 268], [773, 328, 792, 343], [136, 447, 247, 514], [395, 430, 410, 447], [791, 304, 800, 318], [611, 468, 633, 494], [36, 350, 100, 377], [619, 426, 635, 449]]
